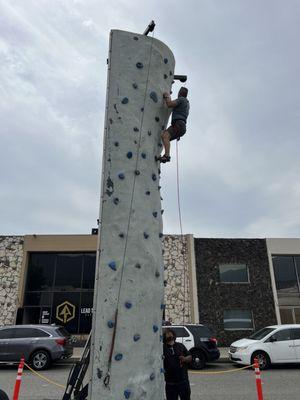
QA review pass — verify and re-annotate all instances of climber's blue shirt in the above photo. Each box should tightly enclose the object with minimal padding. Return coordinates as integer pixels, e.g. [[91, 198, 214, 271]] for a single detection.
[[172, 97, 190, 123]]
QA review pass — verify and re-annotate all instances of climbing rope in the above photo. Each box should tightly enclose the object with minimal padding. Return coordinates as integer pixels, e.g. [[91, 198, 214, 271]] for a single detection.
[[103, 31, 156, 388]]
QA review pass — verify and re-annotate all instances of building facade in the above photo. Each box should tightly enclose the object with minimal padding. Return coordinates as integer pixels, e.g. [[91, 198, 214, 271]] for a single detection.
[[1, 234, 300, 345]]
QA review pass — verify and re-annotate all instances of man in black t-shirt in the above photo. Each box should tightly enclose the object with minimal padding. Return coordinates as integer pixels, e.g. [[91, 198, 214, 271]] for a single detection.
[[163, 328, 192, 400]]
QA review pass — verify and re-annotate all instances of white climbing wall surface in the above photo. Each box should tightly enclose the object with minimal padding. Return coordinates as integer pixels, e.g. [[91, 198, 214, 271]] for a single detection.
[[89, 30, 175, 400]]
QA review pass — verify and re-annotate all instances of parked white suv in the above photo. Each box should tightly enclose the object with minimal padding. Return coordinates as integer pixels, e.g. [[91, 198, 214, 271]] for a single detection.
[[229, 324, 300, 370]]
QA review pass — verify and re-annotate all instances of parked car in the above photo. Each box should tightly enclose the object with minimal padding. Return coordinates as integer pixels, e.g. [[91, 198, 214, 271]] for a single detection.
[[229, 324, 300, 370], [162, 324, 220, 369], [0, 324, 73, 370]]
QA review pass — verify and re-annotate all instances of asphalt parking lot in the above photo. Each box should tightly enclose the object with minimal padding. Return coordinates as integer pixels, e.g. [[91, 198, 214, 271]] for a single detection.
[[0, 362, 300, 400]]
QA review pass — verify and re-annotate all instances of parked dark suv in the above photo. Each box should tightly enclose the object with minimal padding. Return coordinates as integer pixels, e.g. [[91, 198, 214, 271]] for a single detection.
[[0, 324, 73, 370], [162, 324, 220, 369]]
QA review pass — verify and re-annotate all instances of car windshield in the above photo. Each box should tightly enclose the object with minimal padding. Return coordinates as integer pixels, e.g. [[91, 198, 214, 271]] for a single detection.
[[248, 327, 275, 340]]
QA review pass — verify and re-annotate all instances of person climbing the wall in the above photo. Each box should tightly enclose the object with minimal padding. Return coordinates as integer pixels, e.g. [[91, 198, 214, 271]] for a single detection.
[[157, 87, 190, 163], [163, 328, 192, 400]]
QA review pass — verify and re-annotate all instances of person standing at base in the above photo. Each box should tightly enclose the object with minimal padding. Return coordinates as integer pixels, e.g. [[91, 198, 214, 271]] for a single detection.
[[158, 87, 190, 163], [163, 328, 192, 400]]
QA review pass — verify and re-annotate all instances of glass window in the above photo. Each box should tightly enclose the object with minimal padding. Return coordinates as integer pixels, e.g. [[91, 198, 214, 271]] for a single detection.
[[219, 264, 249, 283], [54, 254, 83, 291], [13, 328, 49, 338], [280, 308, 294, 324], [249, 327, 275, 340], [291, 328, 300, 340], [0, 328, 15, 339], [24, 292, 52, 306], [273, 256, 299, 293], [271, 329, 291, 342], [169, 327, 190, 338], [295, 308, 300, 324], [26, 253, 56, 291], [82, 254, 96, 289], [224, 310, 253, 330]]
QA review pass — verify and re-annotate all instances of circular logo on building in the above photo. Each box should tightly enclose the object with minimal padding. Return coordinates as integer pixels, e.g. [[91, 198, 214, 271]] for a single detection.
[[56, 301, 75, 323]]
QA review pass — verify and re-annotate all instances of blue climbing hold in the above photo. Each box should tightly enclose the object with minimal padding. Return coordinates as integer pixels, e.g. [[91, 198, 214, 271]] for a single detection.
[[159, 233, 164, 238], [160, 368, 165, 374], [152, 211, 158, 218], [107, 320, 115, 328], [144, 232, 149, 239], [118, 172, 125, 180], [155, 116, 160, 122], [153, 325, 159, 333], [119, 233, 125, 238], [113, 197, 119, 205], [136, 62, 143, 69], [125, 301, 132, 309], [141, 152, 146, 159], [160, 335, 163, 342], [150, 373, 155, 381], [133, 334, 141, 342], [114, 141, 119, 147], [160, 304, 166, 310], [164, 58, 168, 64], [152, 174, 157, 181], [164, 280, 167, 287], [145, 191, 151, 195], [135, 263, 141, 269], [133, 36, 139, 41], [127, 151, 133, 159], [170, 70, 173, 76], [141, 107, 144, 112], [155, 270, 160, 278], [148, 130, 151, 136], [124, 389, 131, 399], [133, 127, 139, 132], [132, 83, 138, 89], [115, 353, 123, 361], [135, 170, 140, 176], [108, 261, 117, 271], [150, 91, 158, 103], [164, 74, 168, 79], [122, 97, 129, 104]]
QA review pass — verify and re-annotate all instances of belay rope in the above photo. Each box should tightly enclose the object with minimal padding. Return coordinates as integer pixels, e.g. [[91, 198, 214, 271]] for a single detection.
[[103, 32, 155, 388]]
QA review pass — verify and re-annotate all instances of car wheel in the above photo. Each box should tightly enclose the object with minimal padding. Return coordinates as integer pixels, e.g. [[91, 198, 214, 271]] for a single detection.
[[191, 350, 206, 370], [0, 389, 9, 400], [30, 350, 51, 370], [251, 351, 270, 370]]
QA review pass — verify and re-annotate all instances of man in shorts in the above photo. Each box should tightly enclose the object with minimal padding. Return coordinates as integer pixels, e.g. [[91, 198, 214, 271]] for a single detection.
[[158, 87, 190, 163]]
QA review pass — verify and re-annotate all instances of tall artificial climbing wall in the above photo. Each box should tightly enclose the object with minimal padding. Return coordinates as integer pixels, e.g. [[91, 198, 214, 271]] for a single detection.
[[89, 30, 175, 400]]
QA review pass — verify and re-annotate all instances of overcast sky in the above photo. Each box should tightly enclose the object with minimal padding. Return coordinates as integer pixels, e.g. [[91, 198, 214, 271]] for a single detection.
[[1, 0, 300, 238]]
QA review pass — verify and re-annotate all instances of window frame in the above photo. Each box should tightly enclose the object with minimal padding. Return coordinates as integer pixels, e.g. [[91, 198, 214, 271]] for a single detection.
[[218, 263, 250, 284], [223, 309, 254, 331]]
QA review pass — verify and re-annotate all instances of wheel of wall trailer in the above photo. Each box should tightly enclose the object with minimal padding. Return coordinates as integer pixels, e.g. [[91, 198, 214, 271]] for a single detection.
[[0, 389, 9, 400]]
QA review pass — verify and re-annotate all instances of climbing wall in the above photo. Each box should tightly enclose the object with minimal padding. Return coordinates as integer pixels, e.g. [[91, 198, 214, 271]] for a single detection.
[[89, 30, 175, 400]]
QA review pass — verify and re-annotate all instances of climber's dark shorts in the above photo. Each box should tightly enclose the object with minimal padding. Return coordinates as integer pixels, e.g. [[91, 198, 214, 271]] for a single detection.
[[167, 120, 186, 141]]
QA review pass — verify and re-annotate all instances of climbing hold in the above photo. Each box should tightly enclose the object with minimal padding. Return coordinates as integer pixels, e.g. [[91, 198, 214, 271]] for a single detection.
[[164, 280, 167, 287], [160, 335, 163, 342], [160, 368, 165, 374], [158, 186, 161, 190], [125, 301, 132, 309], [113, 197, 119, 205], [161, 209, 164, 215], [145, 190, 151, 195], [155, 116, 160, 122], [150, 91, 158, 103], [109, 118, 113, 124], [152, 211, 158, 218], [150, 373, 155, 381], [158, 143, 163, 148], [148, 130, 152, 136], [97, 368, 103, 379], [159, 233, 164, 238], [108, 261, 117, 271], [135, 170, 140, 176], [161, 304, 166, 310], [141, 107, 144, 112], [134, 140, 138, 144], [164, 58, 168, 64], [132, 83, 138, 89], [133, 127, 139, 132], [127, 151, 133, 159], [135, 263, 141, 269], [161, 125, 165, 130], [169, 70, 173, 76], [143, 232, 149, 239], [122, 97, 129, 104], [153, 325, 159, 333], [133, 36, 139, 41], [107, 320, 115, 328], [155, 270, 160, 278], [119, 233, 125, 238], [152, 174, 157, 181], [141, 152, 146, 159], [124, 389, 131, 399], [118, 172, 125, 180], [115, 353, 123, 361], [114, 141, 119, 147], [164, 74, 168, 79], [133, 334, 141, 342], [136, 62, 143, 69]]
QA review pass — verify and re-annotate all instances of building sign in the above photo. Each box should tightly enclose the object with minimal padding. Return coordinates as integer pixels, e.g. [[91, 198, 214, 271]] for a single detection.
[[56, 301, 76, 323], [41, 308, 51, 324]]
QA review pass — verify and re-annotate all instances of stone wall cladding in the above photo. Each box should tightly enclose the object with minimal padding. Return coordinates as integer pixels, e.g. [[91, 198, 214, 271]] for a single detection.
[[0, 236, 24, 326], [194, 238, 277, 346], [163, 235, 191, 324]]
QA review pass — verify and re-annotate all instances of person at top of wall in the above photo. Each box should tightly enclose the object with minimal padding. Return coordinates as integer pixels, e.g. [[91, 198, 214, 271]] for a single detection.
[[158, 87, 190, 163]]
